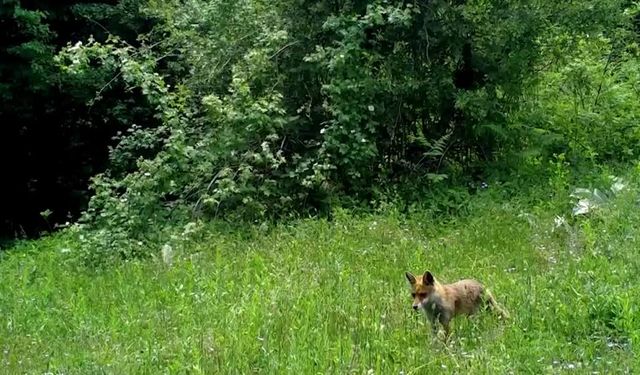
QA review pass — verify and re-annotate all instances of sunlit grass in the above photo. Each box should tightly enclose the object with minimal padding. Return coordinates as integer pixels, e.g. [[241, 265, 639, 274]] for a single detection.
[[1, 185, 638, 373]]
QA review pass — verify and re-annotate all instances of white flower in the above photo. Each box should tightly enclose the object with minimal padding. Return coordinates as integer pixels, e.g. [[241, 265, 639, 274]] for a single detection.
[[553, 215, 567, 228]]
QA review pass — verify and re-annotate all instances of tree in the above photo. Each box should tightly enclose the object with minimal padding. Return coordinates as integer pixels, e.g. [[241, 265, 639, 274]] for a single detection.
[[54, 0, 632, 262], [0, 0, 154, 238]]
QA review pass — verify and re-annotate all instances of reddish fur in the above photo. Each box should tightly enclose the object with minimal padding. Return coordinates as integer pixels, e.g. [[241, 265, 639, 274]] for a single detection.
[[406, 271, 509, 339]]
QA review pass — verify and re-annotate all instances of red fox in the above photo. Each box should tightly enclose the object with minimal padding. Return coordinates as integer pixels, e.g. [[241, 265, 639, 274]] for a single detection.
[[405, 271, 509, 338]]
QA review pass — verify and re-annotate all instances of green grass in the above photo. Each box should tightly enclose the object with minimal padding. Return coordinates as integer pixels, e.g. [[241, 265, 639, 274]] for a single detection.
[[1, 183, 639, 373]]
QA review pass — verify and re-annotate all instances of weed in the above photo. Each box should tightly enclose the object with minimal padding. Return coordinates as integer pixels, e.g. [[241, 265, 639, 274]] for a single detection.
[[1, 175, 638, 373]]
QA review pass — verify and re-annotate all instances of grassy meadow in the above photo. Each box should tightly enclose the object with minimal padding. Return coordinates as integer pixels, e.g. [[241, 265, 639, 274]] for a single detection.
[[1, 175, 639, 374], [4, 1, 640, 374]]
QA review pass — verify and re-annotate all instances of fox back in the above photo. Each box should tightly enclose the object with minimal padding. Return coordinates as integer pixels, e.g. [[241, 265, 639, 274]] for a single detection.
[[405, 270, 509, 337]]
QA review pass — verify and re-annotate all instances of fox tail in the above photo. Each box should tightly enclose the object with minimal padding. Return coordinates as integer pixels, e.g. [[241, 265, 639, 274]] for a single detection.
[[484, 289, 510, 320]]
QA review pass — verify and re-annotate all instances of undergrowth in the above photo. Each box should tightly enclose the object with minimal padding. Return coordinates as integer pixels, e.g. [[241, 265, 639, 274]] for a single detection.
[[1, 166, 638, 373]]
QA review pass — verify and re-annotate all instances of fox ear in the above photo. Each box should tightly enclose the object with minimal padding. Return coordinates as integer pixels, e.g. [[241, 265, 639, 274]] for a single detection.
[[405, 272, 416, 284], [424, 271, 435, 285]]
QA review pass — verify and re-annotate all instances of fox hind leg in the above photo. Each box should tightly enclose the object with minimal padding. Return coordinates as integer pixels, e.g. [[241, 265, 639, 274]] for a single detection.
[[484, 290, 510, 320]]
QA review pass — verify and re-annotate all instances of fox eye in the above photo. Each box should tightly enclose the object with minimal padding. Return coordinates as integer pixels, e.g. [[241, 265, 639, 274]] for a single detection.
[[418, 293, 427, 298], [411, 292, 416, 297]]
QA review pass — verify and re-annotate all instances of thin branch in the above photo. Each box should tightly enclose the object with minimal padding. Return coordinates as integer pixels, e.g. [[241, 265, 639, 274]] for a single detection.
[[90, 71, 124, 107], [593, 51, 614, 108], [269, 40, 300, 60], [193, 170, 223, 215], [155, 52, 181, 63]]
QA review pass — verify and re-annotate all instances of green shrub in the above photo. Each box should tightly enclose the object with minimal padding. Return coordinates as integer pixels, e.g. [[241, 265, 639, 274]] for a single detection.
[[513, 33, 640, 164], [55, 0, 634, 263]]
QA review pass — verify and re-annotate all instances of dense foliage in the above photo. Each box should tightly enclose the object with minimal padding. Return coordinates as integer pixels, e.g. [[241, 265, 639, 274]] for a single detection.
[[3, 0, 640, 262], [0, 0, 153, 237], [3, 2, 640, 371]]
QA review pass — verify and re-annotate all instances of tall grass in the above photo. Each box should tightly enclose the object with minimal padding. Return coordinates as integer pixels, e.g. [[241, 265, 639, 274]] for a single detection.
[[1, 173, 638, 373]]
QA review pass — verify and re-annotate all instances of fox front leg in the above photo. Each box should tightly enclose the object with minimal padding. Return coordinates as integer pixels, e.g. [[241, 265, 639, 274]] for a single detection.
[[439, 315, 452, 342], [441, 322, 451, 342], [429, 317, 439, 337]]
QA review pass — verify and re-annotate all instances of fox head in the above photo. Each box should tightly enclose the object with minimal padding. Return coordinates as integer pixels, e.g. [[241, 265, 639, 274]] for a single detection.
[[405, 271, 435, 311]]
